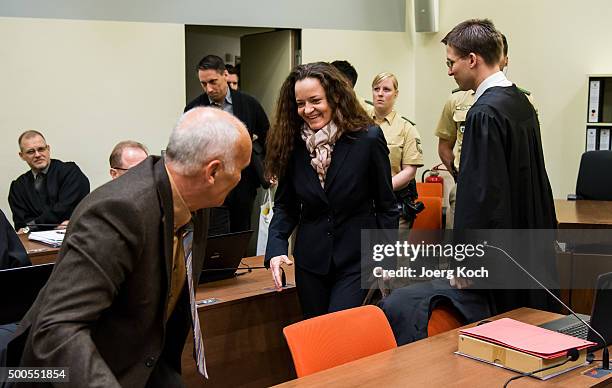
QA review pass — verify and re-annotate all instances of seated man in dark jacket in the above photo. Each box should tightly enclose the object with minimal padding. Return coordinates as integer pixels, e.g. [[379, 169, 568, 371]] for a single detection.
[[8, 130, 90, 232]]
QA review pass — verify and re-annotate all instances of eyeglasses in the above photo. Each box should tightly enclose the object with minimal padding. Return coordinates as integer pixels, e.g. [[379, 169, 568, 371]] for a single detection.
[[111, 167, 129, 171], [23, 146, 49, 156], [446, 55, 468, 69]]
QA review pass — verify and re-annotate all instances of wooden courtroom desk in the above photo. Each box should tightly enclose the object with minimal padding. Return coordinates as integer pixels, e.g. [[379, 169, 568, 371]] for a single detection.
[[182, 256, 301, 387], [19, 234, 60, 265], [555, 199, 612, 229], [554, 199, 612, 313], [276, 308, 612, 388]]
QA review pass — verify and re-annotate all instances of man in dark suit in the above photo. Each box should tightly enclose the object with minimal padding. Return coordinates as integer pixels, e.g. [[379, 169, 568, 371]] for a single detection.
[[9, 130, 90, 233], [0, 210, 30, 270], [0, 209, 30, 370], [6, 107, 252, 387], [185, 54, 269, 233]]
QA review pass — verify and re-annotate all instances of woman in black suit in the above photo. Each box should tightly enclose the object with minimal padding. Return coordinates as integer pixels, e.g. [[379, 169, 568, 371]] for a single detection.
[[264, 62, 398, 318]]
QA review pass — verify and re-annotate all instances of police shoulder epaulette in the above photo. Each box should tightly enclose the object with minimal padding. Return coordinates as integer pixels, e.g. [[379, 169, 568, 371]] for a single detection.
[[364, 99, 374, 106], [452, 87, 462, 94], [517, 86, 531, 96], [401, 116, 416, 126]]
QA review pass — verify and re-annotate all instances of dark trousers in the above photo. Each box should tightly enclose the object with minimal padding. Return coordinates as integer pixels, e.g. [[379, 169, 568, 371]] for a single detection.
[[294, 265, 366, 319], [208, 207, 230, 236]]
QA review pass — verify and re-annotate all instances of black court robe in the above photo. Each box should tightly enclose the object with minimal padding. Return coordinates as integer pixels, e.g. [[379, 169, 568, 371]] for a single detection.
[[8, 159, 90, 230], [455, 85, 558, 313]]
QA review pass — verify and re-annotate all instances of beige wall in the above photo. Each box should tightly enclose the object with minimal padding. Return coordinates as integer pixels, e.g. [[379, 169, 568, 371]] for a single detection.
[[305, 1, 612, 199], [410, 0, 612, 198], [0, 17, 185, 221], [302, 28, 416, 124], [3, 1, 612, 223]]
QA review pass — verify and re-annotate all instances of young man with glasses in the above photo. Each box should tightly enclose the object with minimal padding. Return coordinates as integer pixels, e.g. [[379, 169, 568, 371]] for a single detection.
[[8, 130, 90, 232], [380, 19, 556, 346], [435, 32, 537, 217]]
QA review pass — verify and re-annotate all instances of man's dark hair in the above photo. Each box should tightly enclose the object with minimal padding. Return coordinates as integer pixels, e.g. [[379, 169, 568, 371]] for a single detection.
[[331, 60, 358, 87], [441, 19, 502, 67], [501, 33, 508, 57], [197, 55, 226, 73], [226, 64, 239, 75]]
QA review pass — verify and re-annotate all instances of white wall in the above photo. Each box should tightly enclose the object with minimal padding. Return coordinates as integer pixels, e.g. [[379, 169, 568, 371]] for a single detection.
[[0, 17, 185, 220]]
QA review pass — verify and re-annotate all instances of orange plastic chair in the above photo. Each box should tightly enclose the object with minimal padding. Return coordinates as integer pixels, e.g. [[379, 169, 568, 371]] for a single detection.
[[427, 303, 464, 337], [412, 196, 443, 230], [283, 305, 397, 377], [416, 182, 443, 199]]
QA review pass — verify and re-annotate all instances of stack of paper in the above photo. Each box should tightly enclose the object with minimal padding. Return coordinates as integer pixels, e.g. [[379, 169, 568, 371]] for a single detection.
[[457, 318, 597, 379], [28, 230, 65, 247]]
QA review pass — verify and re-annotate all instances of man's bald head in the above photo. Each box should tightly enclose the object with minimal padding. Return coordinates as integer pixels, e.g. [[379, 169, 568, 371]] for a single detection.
[[165, 107, 250, 175], [164, 107, 252, 211], [109, 140, 149, 179]]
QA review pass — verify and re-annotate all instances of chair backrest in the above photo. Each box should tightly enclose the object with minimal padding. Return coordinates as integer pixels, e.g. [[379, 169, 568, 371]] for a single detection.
[[283, 305, 397, 377], [427, 303, 464, 337], [412, 196, 443, 230], [416, 182, 443, 199], [576, 150, 612, 200]]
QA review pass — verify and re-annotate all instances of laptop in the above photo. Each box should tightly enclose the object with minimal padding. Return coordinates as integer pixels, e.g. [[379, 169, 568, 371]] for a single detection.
[[539, 272, 612, 350], [0, 263, 54, 325], [199, 230, 253, 283]]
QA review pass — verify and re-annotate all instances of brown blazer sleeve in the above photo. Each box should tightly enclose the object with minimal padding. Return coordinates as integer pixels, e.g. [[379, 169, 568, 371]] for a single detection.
[[20, 197, 145, 387]]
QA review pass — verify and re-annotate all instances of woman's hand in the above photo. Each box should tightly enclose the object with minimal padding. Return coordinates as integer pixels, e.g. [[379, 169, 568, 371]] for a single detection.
[[269, 255, 293, 291]]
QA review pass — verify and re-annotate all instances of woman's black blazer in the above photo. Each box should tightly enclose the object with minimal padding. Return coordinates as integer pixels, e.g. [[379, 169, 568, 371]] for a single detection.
[[265, 125, 399, 275]]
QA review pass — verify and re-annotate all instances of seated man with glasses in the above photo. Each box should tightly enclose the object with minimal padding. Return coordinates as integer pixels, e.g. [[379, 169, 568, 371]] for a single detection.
[[8, 130, 90, 233], [109, 140, 149, 179]]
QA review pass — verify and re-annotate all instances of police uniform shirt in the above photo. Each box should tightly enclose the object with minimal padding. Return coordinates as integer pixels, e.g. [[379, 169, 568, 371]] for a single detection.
[[435, 88, 537, 170], [435, 89, 475, 171], [373, 110, 424, 175]]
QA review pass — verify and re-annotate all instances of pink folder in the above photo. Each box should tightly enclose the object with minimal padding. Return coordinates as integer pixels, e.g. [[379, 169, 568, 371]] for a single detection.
[[460, 318, 597, 359]]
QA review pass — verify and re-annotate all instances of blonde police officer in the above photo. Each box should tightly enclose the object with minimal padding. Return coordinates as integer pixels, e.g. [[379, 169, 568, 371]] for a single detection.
[[436, 33, 537, 213], [370, 72, 424, 230]]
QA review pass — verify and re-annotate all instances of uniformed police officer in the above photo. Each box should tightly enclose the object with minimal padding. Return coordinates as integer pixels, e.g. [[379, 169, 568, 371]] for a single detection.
[[436, 33, 538, 214], [370, 72, 424, 230]]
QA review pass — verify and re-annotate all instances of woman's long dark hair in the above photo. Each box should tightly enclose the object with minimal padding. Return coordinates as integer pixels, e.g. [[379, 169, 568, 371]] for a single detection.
[[265, 62, 373, 181]]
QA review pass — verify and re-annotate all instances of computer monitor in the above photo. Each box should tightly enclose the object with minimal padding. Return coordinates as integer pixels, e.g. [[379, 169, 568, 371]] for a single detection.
[[199, 230, 253, 283]]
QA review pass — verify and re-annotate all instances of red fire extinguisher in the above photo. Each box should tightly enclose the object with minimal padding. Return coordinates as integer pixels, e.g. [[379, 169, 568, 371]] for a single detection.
[[421, 163, 446, 189]]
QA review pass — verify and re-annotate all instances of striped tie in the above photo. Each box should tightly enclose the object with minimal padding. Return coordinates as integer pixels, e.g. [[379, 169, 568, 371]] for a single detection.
[[182, 231, 208, 378]]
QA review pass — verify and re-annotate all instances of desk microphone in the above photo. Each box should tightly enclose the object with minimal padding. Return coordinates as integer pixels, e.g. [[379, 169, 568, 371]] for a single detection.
[[484, 243, 609, 371]]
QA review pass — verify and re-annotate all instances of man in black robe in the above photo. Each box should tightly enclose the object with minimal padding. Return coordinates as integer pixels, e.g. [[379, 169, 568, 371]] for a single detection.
[[380, 19, 557, 344], [448, 19, 557, 313], [8, 130, 90, 232]]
